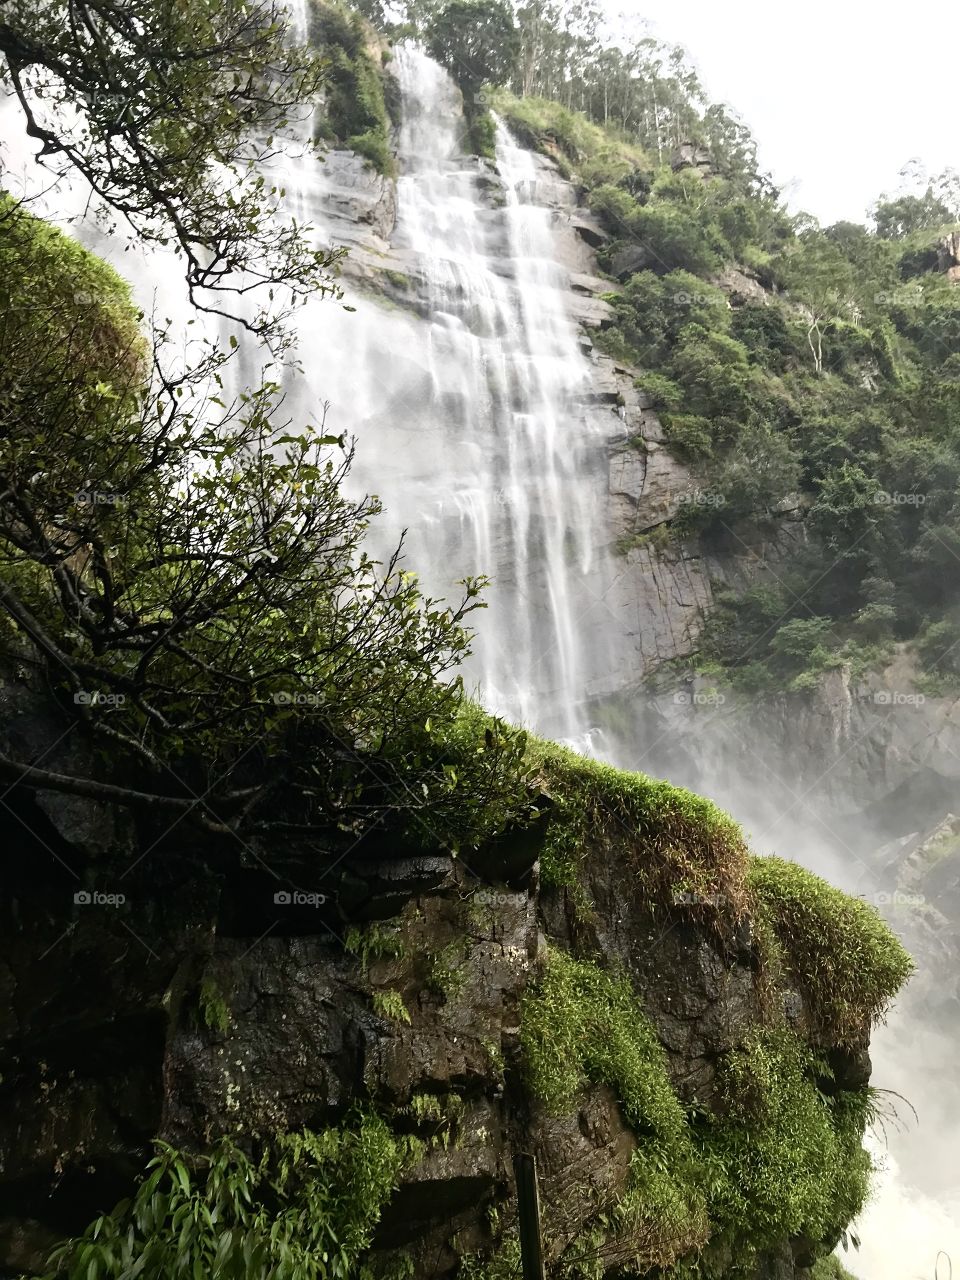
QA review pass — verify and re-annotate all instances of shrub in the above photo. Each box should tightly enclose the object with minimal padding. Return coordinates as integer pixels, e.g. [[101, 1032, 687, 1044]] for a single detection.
[[38, 1113, 422, 1279], [701, 1030, 873, 1255], [308, 0, 395, 175]]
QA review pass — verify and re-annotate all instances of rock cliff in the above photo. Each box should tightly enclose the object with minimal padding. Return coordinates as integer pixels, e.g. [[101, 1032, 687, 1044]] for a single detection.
[[0, 673, 907, 1278]]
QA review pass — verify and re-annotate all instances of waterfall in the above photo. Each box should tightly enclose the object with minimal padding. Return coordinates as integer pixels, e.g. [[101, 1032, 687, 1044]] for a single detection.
[[291, 45, 620, 743]]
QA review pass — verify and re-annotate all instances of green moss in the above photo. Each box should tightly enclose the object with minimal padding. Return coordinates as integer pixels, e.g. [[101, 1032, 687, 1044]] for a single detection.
[[38, 1111, 422, 1279], [425, 938, 467, 1001], [198, 974, 230, 1034], [382, 268, 411, 290], [530, 738, 749, 923], [521, 948, 710, 1269], [749, 856, 914, 1044], [699, 1030, 873, 1264], [520, 949, 883, 1278]]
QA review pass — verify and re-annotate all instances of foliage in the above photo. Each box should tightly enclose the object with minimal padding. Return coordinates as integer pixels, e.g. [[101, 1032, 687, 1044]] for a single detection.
[[749, 857, 914, 1044], [0, 199, 538, 854], [486, 88, 649, 181], [457, 1232, 522, 1280], [520, 950, 885, 1276], [0, 0, 340, 341], [308, 0, 396, 175], [423, 0, 519, 100], [520, 948, 710, 1270], [484, 59, 960, 689], [372, 989, 412, 1024], [810, 1254, 862, 1280], [345, 923, 405, 972], [36, 1113, 422, 1279], [873, 191, 953, 239], [699, 1030, 873, 1261], [199, 975, 231, 1034], [425, 939, 468, 1001]]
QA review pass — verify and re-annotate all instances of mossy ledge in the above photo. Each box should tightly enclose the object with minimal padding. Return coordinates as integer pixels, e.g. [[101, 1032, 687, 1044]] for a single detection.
[[5, 704, 910, 1280]]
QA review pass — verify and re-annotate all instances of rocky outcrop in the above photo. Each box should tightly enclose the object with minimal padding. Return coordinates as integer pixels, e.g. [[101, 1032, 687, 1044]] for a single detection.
[[316, 149, 398, 253], [0, 674, 878, 1279], [937, 229, 960, 281], [671, 141, 716, 178]]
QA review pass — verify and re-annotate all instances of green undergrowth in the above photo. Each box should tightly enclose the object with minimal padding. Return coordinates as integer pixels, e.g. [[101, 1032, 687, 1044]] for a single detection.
[[485, 83, 960, 692], [750, 857, 914, 1045], [810, 1255, 862, 1280], [33, 1111, 422, 1280], [529, 737, 749, 921], [486, 87, 650, 185], [308, 0, 395, 175], [520, 948, 710, 1271], [518, 737, 910, 1055], [698, 1030, 873, 1267], [519, 948, 880, 1279]]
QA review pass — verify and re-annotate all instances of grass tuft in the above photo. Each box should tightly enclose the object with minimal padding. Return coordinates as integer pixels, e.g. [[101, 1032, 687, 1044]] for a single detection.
[[749, 856, 914, 1045], [531, 738, 750, 924]]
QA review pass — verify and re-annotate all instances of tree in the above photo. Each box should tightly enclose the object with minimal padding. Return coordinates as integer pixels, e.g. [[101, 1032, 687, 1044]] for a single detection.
[[0, 197, 533, 852], [424, 0, 520, 100], [0, 0, 341, 344], [873, 192, 952, 240]]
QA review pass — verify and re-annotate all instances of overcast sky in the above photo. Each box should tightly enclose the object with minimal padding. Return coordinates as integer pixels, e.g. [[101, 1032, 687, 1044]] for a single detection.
[[613, 0, 954, 226]]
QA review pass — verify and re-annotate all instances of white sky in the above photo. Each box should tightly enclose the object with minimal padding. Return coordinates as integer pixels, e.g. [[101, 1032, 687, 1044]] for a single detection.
[[612, 0, 956, 225]]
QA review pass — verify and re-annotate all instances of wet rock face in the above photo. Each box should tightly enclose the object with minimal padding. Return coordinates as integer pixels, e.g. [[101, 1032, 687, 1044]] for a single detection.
[[315, 147, 398, 252]]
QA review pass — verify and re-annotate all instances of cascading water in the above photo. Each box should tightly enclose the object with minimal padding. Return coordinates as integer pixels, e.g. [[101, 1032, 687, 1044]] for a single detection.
[[291, 45, 621, 744], [291, 46, 960, 1269]]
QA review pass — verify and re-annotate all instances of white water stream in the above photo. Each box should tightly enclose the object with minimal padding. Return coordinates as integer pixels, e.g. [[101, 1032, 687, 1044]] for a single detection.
[[287, 45, 619, 742]]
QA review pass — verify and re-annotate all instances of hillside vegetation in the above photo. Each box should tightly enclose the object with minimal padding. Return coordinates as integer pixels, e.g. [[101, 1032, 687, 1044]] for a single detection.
[[404, 0, 960, 693]]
